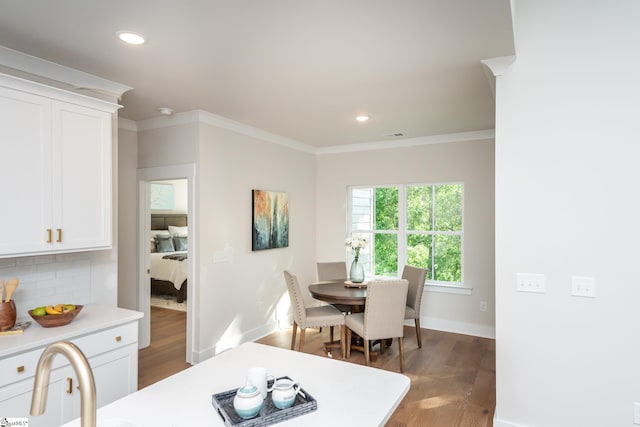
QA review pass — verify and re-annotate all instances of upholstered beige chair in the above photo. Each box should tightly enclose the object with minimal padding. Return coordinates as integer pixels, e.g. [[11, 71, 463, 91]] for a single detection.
[[402, 265, 428, 348], [283, 270, 346, 357], [316, 261, 348, 282], [345, 279, 409, 372], [315, 261, 351, 323]]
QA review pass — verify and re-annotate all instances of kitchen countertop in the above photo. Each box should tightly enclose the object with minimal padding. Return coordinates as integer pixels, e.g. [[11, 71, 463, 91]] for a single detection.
[[0, 304, 143, 358], [61, 342, 410, 427]]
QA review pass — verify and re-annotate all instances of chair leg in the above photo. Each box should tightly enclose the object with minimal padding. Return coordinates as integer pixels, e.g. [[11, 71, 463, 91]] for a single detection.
[[415, 318, 422, 348], [330, 325, 334, 342], [398, 336, 405, 372], [364, 339, 370, 366], [340, 325, 346, 359], [290, 321, 298, 350], [298, 328, 306, 352], [346, 328, 352, 358]]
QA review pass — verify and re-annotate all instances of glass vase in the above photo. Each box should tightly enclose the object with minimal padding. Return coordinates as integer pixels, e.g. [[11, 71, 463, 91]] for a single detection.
[[349, 259, 365, 283]]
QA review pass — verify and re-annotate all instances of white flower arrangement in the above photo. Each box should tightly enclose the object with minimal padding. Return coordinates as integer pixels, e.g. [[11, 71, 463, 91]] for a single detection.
[[345, 235, 368, 262]]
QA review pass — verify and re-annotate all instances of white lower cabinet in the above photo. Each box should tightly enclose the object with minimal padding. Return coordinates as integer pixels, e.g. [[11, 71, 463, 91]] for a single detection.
[[0, 321, 138, 425]]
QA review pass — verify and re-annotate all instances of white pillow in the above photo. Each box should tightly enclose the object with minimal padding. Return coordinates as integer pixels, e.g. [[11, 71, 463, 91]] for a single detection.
[[168, 226, 188, 236]]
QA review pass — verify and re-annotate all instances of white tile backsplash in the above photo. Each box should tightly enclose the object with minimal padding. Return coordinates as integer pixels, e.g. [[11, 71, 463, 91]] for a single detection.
[[1, 252, 94, 314]]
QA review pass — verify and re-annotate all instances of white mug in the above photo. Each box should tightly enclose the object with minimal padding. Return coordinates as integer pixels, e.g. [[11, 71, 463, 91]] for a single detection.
[[246, 367, 275, 400]]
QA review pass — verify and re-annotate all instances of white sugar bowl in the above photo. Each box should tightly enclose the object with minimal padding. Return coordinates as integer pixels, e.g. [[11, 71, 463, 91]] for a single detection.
[[233, 383, 263, 419], [271, 378, 300, 409]]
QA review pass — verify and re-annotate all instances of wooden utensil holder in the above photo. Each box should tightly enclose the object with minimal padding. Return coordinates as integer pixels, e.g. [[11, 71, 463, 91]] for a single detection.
[[0, 300, 17, 331]]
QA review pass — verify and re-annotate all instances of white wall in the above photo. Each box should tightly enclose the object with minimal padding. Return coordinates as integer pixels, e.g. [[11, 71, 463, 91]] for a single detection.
[[197, 122, 316, 358], [117, 126, 138, 310], [316, 139, 495, 337], [494, 1, 640, 426], [134, 113, 316, 360]]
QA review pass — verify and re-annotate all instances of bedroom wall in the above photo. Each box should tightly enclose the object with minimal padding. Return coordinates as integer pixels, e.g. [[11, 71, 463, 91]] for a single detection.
[[315, 139, 495, 338], [151, 179, 188, 214], [494, 1, 640, 426]]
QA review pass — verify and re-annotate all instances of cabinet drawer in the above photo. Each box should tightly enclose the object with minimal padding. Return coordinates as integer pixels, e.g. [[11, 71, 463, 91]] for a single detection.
[[71, 322, 138, 359], [0, 346, 69, 388]]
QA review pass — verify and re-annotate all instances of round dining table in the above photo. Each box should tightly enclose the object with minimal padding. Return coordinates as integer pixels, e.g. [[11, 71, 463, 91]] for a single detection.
[[308, 281, 367, 309]]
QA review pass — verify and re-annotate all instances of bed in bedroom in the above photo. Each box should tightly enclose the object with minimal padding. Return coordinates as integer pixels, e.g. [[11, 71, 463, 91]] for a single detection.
[[150, 213, 188, 303]]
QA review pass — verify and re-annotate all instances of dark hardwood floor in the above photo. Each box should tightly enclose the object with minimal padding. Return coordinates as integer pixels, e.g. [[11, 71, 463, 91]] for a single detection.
[[138, 309, 496, 426]]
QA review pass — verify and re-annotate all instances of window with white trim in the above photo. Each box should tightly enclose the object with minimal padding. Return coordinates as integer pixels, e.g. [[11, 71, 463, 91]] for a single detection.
[[348, 183, 463, 285]]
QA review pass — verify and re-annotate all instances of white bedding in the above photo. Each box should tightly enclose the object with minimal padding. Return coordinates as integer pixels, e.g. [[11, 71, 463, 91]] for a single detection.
[[150, 251, 188, 290]]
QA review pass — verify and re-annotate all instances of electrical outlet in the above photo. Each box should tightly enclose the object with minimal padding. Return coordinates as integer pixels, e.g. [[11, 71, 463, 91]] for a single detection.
[[571, 276, 596, 298], [634, 401, 640, 424], [480, 301, 487, 312], [516, 273, 546, 293]]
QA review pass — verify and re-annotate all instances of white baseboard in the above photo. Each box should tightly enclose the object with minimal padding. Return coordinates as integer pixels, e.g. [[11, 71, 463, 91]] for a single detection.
[[420, 316, 495, 339], [493, 406, 526, 427], [493, 418, 526, 427]]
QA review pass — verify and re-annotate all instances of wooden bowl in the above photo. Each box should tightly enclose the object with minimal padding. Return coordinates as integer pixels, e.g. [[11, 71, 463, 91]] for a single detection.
[[28, 305, 83, 328]]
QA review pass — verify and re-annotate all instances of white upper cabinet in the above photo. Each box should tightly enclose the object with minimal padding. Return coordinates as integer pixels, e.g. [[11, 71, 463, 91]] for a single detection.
[[0, 73, 119, 258]]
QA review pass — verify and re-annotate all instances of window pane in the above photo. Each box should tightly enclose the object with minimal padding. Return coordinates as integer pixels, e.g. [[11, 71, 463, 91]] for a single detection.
[[407, 234, 432, 280], [434, 184, 462, 231], [407, 186, 432, 231], [433, 235, 461, 282], [351, 188, 372, 230], [373, 233, 397, 276], [375, 187, 398, 230]]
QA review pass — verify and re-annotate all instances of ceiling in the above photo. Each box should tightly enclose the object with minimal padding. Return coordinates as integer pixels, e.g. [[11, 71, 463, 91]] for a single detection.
[[0, 0, 514, 147]]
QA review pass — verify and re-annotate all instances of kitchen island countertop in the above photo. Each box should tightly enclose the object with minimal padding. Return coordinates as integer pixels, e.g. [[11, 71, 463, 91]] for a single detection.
[[61, 342, 410, 427]]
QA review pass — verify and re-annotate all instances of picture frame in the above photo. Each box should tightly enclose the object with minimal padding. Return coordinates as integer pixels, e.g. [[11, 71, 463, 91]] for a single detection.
[[252, 189, 289, 251]]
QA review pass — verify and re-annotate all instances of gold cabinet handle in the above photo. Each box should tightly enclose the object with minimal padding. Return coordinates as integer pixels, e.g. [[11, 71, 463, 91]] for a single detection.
[[115, 336, 122, 342], [46, 229, 52, 243], [17, 365, 25, 373], [57, 228, 63, 243], [67, 377, 73, 394]]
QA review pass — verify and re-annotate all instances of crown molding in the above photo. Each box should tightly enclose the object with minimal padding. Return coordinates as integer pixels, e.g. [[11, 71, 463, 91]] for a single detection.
[[0, 45, 132, 100], [315, 129, 495, 155], [136, 109, 317, 154], [118, 118, 138, 132], [131, 110, 494, 155]]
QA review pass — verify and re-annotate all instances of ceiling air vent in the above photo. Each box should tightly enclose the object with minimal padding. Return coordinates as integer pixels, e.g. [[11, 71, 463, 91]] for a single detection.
[[385, 132, 404, 138]]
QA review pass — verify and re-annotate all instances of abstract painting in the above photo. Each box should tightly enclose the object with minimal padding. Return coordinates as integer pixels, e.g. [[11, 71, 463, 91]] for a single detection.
[[252, 189, 289, 251]]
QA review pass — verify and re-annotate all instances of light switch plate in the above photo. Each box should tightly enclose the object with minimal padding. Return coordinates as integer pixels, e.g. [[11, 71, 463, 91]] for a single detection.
[[516, 273, 546, 293], [571, 276, 596, 298]]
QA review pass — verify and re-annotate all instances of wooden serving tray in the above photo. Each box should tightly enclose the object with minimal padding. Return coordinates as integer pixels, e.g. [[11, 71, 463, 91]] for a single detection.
[[344, 280, 368, 288]]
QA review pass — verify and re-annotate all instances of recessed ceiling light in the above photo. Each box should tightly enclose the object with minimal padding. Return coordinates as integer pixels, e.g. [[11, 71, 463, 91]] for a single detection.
[[116, 31, 146, 45], [356, 115, 370, 123]]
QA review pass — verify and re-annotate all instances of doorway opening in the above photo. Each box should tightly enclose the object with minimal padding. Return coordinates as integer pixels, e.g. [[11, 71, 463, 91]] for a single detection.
[[137, 164, 197, 366]]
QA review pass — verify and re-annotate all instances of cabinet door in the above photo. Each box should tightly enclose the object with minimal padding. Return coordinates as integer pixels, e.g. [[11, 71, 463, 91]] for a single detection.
[[0, 86, 53, 256], [0, 367, 72, 427], [52, 101, 112, 251]]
